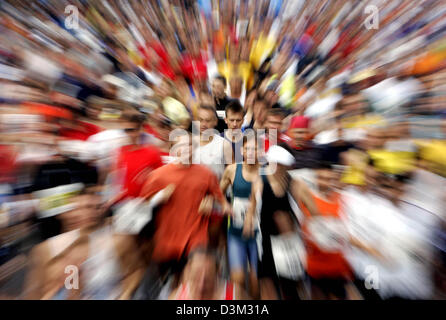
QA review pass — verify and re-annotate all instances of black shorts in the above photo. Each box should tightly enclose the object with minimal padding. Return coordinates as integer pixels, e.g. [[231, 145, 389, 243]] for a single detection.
[[310, 277, 347, 299]]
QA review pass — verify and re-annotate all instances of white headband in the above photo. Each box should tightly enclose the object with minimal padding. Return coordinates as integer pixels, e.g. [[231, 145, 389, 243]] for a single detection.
[[266, 145, 296, 166]]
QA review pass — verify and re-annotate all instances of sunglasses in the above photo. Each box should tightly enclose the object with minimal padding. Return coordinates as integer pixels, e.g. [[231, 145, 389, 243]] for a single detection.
[[124, 128, 138, 133]]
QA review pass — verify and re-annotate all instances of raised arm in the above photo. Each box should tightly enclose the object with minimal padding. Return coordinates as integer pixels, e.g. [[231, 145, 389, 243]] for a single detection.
[[290, 178, 319, 217]]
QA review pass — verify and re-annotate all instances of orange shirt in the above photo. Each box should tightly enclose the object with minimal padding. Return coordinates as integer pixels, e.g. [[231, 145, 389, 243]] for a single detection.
[[140, 164, 225, 262], [299, 192, 351, 279]]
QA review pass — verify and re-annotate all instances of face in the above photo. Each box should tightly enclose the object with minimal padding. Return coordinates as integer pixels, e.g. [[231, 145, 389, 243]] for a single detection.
[[225, 110, 243, 130], [173, 134, 193, 164], [316, 169, 339, 192], [123, 121, 142, 143], [378, 177, 404, 201], [265, 114, 283, 137], [198, 108, 217, 133], [211, 79, 226, 99], [157, 120, 171, 141], [253, 101, 267, 124], [242, 139, 257, 164], [288, 128, 309, 148], [59, 194, 102, 231]]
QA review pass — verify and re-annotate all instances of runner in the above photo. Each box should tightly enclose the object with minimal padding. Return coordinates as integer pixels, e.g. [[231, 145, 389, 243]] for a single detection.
[[134, 132, 232, 299], [220, 135, 260, 298], [298, 163, 352, 300], [251, 145, 319, 299], [169, 248, 249, 300], [221, 100, 245, 163]]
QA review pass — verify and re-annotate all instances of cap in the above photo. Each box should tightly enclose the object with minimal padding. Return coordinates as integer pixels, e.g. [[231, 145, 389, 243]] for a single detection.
[[266, 145, 296, 166], [289, 115, 310, 129]]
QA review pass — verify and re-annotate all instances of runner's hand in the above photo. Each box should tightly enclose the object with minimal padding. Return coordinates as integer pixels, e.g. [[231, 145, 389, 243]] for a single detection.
[[242, 216, 254, 238], [161, 184, 176, 203], [221, 200, 233, 217], [199, 195, 214, 216]]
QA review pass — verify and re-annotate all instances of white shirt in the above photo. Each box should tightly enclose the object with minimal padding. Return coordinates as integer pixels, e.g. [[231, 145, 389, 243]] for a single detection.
[[192, 134, 227, 180], [342, 189, 434, 299], [403, 169, 446, 221]]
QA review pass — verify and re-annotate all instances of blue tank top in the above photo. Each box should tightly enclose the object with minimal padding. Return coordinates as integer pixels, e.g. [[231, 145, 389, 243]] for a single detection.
[[228, 164, 257, 237], [233, 164, 252, 199]]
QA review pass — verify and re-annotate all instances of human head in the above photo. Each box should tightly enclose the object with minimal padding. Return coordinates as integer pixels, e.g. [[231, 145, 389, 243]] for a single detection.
[[211, 75, 227, 99], [197, 105, 218, 133], [171, 131, 193, 165], [265, 108, 286, 138], [242, 134, 258, 164], [122, 113, 146, 144], [253, 97, 268, 128], [377, 173, 410, 202], [287, 116, 310, 149], [198, 90, 214, 107], [59, 191, 103, 231], [225, 100, 244, 130], [316, 163, 339, 194]]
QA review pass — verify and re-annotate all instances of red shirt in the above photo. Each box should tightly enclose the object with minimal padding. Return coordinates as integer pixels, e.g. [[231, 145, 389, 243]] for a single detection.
[[299, 192, 352, 279], [180, 53, 208, 83], [59, 121, 102, 141], [263, 133, 288, 152], [116, 144, 163, 198], [0, 145, 17, 183], [140, 164, 225, 262]]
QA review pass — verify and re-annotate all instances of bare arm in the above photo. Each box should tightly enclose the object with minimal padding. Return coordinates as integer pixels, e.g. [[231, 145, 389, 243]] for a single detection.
[[223, 139, 234, 166], [220, 164, 235, 194], [23, 243, 48, 299], [243, 176, 263, 237], [290, 178, 319, 217]]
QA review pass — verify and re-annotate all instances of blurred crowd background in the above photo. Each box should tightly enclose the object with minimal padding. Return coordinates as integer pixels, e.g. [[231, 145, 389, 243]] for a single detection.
[[0, 0, 445, 300]]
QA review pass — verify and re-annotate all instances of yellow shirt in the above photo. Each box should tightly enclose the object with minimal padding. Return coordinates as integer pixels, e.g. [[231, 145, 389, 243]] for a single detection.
[[249, 33, 276, 70]]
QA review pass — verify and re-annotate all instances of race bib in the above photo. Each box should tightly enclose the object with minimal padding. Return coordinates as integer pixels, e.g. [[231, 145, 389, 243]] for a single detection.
[[271, 232, 306, 281], [113, 198, 153, 235], [306, 216, 348, 252], [231, 197, 250, 229], [33, 183, 84, 218]]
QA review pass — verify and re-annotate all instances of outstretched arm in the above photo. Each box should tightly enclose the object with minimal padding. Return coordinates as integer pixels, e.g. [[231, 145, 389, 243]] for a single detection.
[[290, 178, 319, 217]]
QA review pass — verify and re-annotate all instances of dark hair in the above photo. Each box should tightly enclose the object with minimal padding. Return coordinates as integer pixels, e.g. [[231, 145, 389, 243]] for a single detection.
[[214, 75, 227, 87], [199, 89, 211, 97], [225, 100, 244, 116], [315, 161, 334, 170], [198, 105, 218, 120], [242, 133, 257, 146], [123, 113, 146, 126], [266, 108, 286, 119], [254, 96, 268, 106]]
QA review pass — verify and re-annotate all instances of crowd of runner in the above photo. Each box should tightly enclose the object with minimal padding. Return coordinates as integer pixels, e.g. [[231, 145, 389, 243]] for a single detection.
[[0, 0, 446, 300]]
